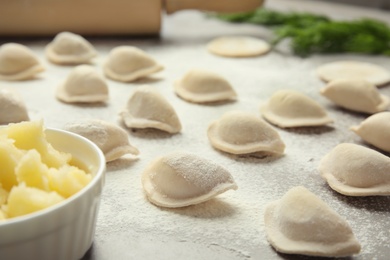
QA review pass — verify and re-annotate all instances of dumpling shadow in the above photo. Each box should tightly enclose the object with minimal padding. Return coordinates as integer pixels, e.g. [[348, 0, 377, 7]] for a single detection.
[[276, 250, 353, 260], [106, 157, 139, 171], [325, 185, 390, 213], [353, 139, 390, 156], [281, 125, 335, 135], [172, 93, 237, 107], [162, 198, 238, 219], [329, 106, 370, 119], [58, 101, 109, 108], [193, 99, 237, 107], [130, 76, 165, 85], [213, 148, 285, 164], [122, 125, 180, 140]]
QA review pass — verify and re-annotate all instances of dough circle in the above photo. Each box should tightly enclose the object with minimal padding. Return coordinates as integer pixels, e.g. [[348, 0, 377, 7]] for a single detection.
[[207, 36, 270, 57], [316, 60, 390, 87]]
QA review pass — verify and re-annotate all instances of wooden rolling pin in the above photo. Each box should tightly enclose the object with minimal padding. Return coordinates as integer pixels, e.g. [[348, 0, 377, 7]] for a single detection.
[[0, 0, 264, 36]]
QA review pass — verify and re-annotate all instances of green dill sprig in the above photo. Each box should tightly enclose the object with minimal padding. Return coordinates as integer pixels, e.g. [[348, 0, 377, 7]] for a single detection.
[[212, 9, 390, 57]]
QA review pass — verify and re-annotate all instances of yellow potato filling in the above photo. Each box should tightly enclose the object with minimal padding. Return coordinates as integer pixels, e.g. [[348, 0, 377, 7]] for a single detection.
[[0, 120, 92, 220]]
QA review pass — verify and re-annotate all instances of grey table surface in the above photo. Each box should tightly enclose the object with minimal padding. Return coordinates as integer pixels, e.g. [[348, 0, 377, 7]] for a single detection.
[[3, 0, 390, 259]]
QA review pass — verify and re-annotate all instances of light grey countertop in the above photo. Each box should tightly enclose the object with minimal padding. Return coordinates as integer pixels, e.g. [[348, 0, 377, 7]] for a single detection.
[[2, 0, 389, 259]]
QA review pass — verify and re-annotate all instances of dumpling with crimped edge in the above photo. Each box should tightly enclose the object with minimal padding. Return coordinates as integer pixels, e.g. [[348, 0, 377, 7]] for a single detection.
[[120, 86, 182, 134], [264, 186, 361, 257], [174, 69, 237, 103], [64, 119, 139, 162], [0, 43, 44, 81], [45, 31, 97, 65], [0, 88, 29, 125], [207, 111, 285, 156], [261, 89, 333, 128], [103, 46, 163, 82], [319, 143, 390, 196], [350, 112, 390, 152], [320, 78, 389, 114], [141, 152, 237, 208], [56, 65, 109, 103]]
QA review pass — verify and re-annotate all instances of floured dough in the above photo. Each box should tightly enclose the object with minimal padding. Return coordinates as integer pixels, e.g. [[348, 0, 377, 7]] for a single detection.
[[56, 65, 109, 103], [0, 43, 44, 81], [64, 119, 139, 162], [174, 69, 237, 103], [120, 86, 181, 134], [261, 89, 333, 128], [141, 152, 237, 208], [316, 60, 390, 87], [319, 143, 390, 196], [45, 31, 97, 65], [351, 112, 390, 152], [264, 186, 361, 257], [0, 88, 29, 124], [103, 46, 163, 82], [207, 111, 285, 156], [207, 36, 271, 57], [320, 78, 389, 114]]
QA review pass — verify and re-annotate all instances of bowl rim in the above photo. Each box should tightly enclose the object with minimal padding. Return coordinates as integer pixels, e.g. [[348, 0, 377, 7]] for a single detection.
[[0, 127, 106, 227]]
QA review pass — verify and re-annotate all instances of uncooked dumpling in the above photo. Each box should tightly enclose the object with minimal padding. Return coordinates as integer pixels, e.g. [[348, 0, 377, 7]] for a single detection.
[[45, 31, 97, 65], [264, 186, 361, 257], [64, 119, 139, 162], [207, 111, 285, 156], [56, 65, 109, 103], [316, 60, 390, 87], [0, 88, 29, 124], [103, 46, 163, 82], [319, 143, 390, 196], [351, 112, 390, 152], [174, 69, 237, 103], [120, 86, 181, 134], [0, 43, 44, 81], [141, 152, 237, 207], [320, 79, 389, 114], [261, 89, 333, 128], [207, 36, 270, 57]]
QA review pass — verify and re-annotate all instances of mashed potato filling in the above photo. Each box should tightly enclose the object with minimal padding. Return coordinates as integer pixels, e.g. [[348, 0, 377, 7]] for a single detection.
[[0, 120, 91, 220]]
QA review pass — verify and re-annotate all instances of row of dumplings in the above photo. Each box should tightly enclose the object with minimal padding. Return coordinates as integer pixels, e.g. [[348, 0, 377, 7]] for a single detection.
[[139, 143, 390, 208], [138, 145, 388, 257], [2, 82, 390, 159], [0, 32, 163, 83], [58, 67, 237, 105]]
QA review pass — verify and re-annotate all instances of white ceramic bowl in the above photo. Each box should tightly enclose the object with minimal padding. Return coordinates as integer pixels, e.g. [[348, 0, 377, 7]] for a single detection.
[[0, 128, 106, 260]]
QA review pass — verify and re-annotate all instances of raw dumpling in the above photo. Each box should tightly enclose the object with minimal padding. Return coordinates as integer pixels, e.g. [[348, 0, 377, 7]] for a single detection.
[[120, 86, 181, 134], [103, 46, 163, 82], [141, 152, 237, 207], [316, 60, 390, 87], [64, 119, 139, 162], [261, 89, 333, 128], [319, 143, 390, 196], [320, 79, 389, 114], [351, 112, 390, 152], [0, 43, 44, 81], [45, 32, 97, 65], [0, 88, 29, 124], [56, 65, 109, 103], [174, 69, 237, 103], [207, 36, 270, 57], [207, 111, 285, 156], [264, 186, 361, 257]]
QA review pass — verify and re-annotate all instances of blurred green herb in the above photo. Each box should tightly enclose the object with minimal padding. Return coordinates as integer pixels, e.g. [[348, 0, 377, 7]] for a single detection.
[[212, 9, 390, 57]]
